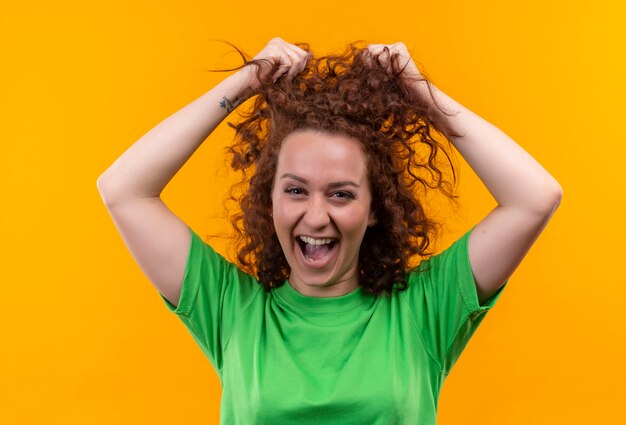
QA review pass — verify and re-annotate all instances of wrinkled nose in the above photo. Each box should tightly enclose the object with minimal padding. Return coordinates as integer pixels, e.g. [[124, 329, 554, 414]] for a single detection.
[[303, 196, 330, 229]]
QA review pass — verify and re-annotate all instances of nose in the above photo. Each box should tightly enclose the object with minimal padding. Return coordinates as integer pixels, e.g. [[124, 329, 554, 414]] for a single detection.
[[303, 195, 331, 229]]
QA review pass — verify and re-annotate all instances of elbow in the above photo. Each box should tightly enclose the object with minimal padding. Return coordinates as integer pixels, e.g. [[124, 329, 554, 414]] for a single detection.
[[548, 179, 563, 207], [96, 174, 116, 205], [536, 180, 563, 215], [514, 179, 563, 216], [553, 182, 564, 207], [96, 175, 106, 195], [96, 175, 106, 191]]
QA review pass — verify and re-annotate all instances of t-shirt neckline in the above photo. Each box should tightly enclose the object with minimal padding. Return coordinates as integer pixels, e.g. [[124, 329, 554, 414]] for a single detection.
[[274, 280, 374, 313]]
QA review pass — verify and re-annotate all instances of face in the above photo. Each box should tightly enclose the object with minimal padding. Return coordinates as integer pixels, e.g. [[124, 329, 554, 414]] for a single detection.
[[271, 129, 376, 297]]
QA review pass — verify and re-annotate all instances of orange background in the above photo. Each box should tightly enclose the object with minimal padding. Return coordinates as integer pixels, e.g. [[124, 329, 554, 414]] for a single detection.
[[1, 0, 624, 423]]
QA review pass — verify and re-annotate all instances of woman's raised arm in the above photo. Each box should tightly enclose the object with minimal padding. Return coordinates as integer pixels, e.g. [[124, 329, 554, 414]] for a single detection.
[[366, 42, 562, 305], [96, 38, 310, 307], [97, 37, 310, 203]]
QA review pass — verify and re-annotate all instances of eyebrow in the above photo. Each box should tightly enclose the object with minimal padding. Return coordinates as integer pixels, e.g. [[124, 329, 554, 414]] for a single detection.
[[280, 173, 360, 188]]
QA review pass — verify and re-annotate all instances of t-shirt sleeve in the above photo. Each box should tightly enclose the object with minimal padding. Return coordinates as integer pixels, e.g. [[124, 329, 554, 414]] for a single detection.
[[402, 225, 508, 375], [159, 225, 261, 374]]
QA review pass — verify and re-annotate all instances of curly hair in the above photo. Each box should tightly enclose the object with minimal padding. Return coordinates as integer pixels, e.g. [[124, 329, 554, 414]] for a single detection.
[[211, 40, 463, 297]]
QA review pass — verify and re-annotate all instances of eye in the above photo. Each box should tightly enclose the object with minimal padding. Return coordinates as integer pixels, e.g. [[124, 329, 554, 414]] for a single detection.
[[284, 187, 306, 195], [331, 190, 356, 200]]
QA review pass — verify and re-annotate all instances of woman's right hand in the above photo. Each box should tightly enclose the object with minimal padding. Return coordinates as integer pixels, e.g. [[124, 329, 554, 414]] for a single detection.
[[241, 37, 312, 92]]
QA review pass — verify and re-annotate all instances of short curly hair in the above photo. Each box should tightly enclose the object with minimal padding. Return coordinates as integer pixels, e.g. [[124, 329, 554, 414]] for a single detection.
[[217, 40, 463, 296]]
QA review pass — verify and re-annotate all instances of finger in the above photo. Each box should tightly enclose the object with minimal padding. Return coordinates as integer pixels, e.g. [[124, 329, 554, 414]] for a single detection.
[[273, 63, 290, 82], [371, 47, 391, 73], [387, 49, 402, 73], [272, 53, 295, 82], [282, 52, 303, 80], [296, 52, 312, 78], [295, 52, 312, 76], [285, 43, 307, 57], [298, 50, 313, 74], [366, 52, 376, 68], [289, 50, 312, 79], [284, 45, 310, 79], [364, 45, 385, 68], [366, 45, 391, 72]]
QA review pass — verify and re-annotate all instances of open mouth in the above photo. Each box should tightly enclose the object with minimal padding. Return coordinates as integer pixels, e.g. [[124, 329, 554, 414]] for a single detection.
[[296, 235, 338, 263]]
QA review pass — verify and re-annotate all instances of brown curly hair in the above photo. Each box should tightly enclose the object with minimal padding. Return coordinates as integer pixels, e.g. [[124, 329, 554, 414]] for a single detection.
[[210, 40, 463, 297]]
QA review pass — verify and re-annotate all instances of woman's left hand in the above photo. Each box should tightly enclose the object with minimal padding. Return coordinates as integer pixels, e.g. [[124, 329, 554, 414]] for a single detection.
[[363, 42, 423, 84]]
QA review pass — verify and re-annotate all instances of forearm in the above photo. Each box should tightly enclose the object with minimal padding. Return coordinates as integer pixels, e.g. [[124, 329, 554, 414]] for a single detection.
[[97, 69, 253, 205], [412, 81, 562, 212]]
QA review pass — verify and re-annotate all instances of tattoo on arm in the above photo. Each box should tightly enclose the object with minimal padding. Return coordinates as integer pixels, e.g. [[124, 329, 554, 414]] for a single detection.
[[219, 96, 244, 112]]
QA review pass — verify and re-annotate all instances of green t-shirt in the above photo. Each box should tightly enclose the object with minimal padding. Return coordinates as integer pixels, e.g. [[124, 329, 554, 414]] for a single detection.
[[161, 225, 507, 424]]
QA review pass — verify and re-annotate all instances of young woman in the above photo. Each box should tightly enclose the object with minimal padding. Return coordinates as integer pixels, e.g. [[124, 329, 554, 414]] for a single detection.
[[97, 37, 562, 424]]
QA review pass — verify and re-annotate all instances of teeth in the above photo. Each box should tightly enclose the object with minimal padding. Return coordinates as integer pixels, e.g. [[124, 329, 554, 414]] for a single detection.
[[298, 236, 335, 245]]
